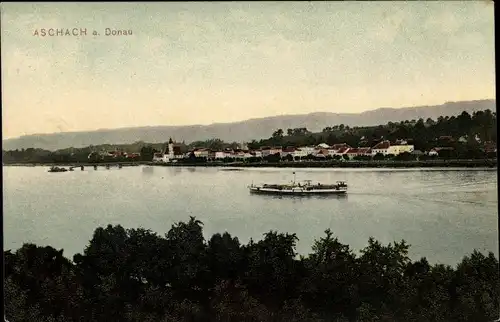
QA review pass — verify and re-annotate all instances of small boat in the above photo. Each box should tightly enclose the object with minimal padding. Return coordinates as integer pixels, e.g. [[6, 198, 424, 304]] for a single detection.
[[248, 172, 347, 196], [48, 166, 68, 173]]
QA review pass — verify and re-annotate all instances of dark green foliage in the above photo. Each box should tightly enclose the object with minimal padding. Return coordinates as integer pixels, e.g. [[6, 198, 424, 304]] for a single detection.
[[4, 218, 500, 321], [253, 110, 496, 153]]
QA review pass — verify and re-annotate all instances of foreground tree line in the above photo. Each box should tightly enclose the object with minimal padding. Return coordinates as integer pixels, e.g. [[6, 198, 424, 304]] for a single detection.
[[4, 217, 499, 322], [2, 109, 497, 165]]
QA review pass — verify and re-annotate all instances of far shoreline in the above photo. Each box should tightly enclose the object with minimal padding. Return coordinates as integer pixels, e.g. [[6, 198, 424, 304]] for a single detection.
[[2, 159, 497, 169]]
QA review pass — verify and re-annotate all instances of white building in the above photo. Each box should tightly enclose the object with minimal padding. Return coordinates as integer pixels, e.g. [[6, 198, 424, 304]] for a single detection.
[[214, 151, 226, 159], [371, 140, 391, 155], [346, 147, 372, 159], [386, 144, 414, 155], [297, 146, 316, 156], [193, 148, 210, 158], [330, 147, 349, 157], [269, 146, 283, 155], [428, 149, 439, 157], [261, 147, 272, 157], [316, 143, 330, 149], [292, 148, 307, 158], [281, 147, 296, 157], [315, 149, 329, 158], [152, 153, 165, 163], [166, 138, 185, 161]]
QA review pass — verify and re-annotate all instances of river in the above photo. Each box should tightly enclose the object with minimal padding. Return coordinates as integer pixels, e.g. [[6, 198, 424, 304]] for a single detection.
[[3, 166, 498, 265]]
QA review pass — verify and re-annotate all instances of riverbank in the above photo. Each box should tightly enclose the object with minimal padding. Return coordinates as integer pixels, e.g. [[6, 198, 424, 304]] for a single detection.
[[2, 162, 141, 167], [148, 159, 497, 168], [3, 159, 497, 168]]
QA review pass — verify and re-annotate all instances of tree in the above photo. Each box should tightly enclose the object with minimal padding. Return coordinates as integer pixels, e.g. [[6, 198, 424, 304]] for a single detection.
[[243, 231, 300, 307], [140, 146, 156, 161], [165, 217, 209, 297], [357, 238, 411, 319], [272, 129, 284, 139], [4, 217, 500, 322], [451, 250, 499, 321], [393, 152, 415, 161], [301, 230, 359, 318]]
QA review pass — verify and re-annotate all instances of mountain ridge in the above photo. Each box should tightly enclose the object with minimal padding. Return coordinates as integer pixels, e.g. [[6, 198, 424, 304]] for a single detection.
[[3, 99, 495, 151]]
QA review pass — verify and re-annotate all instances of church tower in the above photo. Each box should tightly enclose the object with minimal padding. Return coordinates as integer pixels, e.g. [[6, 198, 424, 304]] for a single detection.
[[168, 138, 174, 159]]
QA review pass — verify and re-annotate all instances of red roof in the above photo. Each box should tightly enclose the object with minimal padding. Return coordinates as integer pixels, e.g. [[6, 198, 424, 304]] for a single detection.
[[372, 140, 390, 149], [336, 147, 349, 154], [484, 141, 496, 147], [282, 147, 296, 153], [432, 147, 454, 151], [332, 143, 350, 150], [346, 148, 371, 154], [317, 149, 329, 155]]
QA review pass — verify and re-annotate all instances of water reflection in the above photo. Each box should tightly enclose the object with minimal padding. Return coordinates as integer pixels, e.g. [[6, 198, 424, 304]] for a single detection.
[[251, 194, 349, 201], [171, 167, 182, 176], [141, 166, 154, 174]]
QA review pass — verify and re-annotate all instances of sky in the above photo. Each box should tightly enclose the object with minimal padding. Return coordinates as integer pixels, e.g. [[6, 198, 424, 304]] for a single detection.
[[1, 1, 495, 139]]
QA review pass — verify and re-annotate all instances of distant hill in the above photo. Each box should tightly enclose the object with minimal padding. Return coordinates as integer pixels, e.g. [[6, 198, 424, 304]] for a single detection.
[[2, 99, 495, 151]]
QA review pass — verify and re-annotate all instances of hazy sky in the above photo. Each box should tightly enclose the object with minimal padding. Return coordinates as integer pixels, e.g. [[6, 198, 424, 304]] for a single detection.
[[1, 1, 495, 139]]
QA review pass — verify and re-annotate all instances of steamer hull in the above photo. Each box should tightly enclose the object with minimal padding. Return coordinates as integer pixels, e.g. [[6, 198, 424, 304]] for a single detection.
[[249, 186, 347, 195], [248, 180, 348, 196]]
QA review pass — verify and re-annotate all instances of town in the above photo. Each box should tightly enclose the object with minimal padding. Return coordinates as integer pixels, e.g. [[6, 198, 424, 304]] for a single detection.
[[146, 135, 496, 164], [2, 109, 497, 165]]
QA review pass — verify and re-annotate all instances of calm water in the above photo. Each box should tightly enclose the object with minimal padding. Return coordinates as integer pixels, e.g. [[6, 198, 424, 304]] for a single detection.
[[3, 166, 498, 265]]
